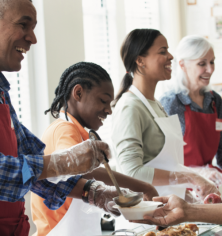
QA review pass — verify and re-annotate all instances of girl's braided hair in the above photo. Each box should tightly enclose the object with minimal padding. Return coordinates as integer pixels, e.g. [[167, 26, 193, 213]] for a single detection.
[[45, 61, 112, 121]]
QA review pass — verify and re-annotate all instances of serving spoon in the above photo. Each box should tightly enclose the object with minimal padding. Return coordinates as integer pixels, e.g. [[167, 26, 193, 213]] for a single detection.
[[89, 129, 143, 207]]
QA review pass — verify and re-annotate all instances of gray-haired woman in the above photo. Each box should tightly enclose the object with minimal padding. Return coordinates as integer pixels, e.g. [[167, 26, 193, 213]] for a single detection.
[[160, 35, 222, 185]]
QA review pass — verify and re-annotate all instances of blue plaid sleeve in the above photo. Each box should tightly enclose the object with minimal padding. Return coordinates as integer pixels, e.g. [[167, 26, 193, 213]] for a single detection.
[[0, 153, 43, 202], [31, 175, 82, 210], [0, 151, 81, 208]]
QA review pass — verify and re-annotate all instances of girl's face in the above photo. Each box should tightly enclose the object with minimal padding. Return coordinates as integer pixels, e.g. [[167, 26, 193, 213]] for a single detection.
[[181, 48, 215, 91], [138, 35, 173, 82], [75, 81, 114, 131]]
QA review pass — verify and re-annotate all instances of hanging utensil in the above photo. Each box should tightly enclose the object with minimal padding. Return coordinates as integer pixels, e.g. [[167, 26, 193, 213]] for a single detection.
[[89, 129, 143, 207]]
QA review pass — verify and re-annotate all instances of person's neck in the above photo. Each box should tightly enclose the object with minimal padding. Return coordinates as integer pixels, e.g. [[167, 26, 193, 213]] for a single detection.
[[132, 74, 157, 101], [188, 85, 204, 98], [188, 88, 204, 109], [66, 107, 86, 128]]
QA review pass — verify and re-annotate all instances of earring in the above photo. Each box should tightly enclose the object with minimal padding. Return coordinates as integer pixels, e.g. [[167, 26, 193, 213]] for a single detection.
[[142, 65, 145, 68]]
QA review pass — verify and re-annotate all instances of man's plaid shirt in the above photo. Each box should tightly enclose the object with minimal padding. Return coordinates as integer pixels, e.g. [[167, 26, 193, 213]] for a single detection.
[[0, 72, 81, 210]]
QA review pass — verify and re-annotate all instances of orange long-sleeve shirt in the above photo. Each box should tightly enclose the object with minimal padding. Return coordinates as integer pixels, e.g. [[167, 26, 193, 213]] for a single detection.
[[31, 112, 89, 236]]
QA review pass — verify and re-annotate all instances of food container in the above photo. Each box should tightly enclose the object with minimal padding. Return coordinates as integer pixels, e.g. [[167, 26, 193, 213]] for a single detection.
[[113, 201, 162, 220]]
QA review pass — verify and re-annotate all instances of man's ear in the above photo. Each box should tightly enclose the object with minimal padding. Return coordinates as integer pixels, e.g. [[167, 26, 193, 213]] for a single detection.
[[72, 84, 83, 101], [135, 56, 145, 68]]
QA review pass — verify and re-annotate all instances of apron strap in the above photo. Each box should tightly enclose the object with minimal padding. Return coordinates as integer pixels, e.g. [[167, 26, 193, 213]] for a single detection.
[[129, 85, 158, 118], [209, 91, 217, 114], [59, 112, 73, 123]]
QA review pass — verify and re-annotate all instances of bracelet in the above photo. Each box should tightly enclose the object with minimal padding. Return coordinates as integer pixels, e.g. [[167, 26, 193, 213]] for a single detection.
[[82, 179, 95, 203], [88, 181, 102, 205]]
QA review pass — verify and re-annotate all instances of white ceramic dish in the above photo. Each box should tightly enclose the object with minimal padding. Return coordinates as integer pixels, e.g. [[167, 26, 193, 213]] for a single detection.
[[113, 201, 162, 220]]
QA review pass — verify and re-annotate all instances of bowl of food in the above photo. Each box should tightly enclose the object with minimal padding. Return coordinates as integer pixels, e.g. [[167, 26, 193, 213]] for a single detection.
[[113, 201, 162, 220]]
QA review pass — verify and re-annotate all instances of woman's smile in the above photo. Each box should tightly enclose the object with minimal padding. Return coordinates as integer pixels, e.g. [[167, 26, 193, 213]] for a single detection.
[[165, 64, 172, 73]]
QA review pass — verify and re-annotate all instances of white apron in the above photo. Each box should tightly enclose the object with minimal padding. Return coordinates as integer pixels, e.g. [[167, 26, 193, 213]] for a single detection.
[[129, 85, 188, 198], [115, 86, 188, 231], [47, 112, 102, 236]]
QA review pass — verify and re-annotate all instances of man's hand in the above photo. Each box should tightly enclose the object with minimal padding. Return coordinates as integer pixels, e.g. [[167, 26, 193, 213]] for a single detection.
[[41, 140, 111, 179], [130, 195, 188, 226]]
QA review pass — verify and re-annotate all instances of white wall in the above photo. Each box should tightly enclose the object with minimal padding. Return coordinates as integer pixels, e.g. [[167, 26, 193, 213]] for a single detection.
[[155, 0, 184, 99], [29, 0, 85, 138]]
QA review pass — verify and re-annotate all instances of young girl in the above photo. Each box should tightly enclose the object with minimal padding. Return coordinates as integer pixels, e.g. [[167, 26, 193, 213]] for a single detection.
[[31, 62, 158, 236]]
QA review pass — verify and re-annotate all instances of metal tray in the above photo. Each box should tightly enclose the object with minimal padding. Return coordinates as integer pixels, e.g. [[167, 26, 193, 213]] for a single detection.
[[129, 223, 217, 236]]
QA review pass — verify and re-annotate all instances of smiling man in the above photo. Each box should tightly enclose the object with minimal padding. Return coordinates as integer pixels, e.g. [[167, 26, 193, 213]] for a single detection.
[[0, 0, 113, 235], [0, 0, 37, 72]]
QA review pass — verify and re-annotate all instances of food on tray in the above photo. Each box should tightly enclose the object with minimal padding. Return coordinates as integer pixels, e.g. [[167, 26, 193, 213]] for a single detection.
[[143, 224, 198, 236], [156, 226, 167, 231], [203, 193, 222, 204], [143, 231, 156, 236], [156, 224, 198, 236], [184, 224, 199, 232]]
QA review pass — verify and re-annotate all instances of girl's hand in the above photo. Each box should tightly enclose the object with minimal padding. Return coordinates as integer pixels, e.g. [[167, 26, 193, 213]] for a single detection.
[[143, 188, 159, 201], [88, 181, 137, 216]]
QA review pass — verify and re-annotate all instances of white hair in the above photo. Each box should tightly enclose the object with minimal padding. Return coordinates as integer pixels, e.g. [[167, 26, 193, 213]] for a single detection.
[[172, 35, 213, 95]]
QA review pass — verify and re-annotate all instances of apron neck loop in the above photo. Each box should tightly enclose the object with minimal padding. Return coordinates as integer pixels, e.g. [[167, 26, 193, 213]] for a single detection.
[[210, 91, 217, 114], [129, 85, 158, 118]]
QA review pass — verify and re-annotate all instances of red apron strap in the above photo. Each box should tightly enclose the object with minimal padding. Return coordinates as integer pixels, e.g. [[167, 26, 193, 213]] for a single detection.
[[185, 104, 191, 111], [0, 95, 29, 235], [210, 91, 217, 113]]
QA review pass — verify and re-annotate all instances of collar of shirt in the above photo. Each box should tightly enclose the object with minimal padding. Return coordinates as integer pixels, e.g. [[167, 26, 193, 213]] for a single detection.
[[177, 91, 214, 110], [0, 73, 10, 104], [0, 72, 10, 92], [60, 111, 89, 140]]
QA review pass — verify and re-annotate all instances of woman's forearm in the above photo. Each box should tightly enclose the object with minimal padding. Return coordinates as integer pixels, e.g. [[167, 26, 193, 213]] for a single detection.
[[187, 204, 222, 224], [152, 169, 170, 186], [84, 167, 158, 198]]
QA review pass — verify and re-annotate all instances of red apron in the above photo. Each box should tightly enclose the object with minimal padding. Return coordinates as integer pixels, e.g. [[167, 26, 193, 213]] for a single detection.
[[0, 91, 30, 236], [184, 99, 221, 171]]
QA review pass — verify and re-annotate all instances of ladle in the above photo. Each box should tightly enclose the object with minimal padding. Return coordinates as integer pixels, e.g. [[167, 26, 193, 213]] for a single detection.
[[89, 129, 143, 207]]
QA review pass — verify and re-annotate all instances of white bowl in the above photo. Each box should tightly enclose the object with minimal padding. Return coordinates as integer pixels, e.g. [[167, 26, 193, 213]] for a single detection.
[[113, 201, 162, 220]]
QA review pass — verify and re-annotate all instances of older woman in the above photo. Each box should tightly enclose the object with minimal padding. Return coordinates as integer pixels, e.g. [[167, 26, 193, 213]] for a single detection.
[[160, 35, 222, 185]]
